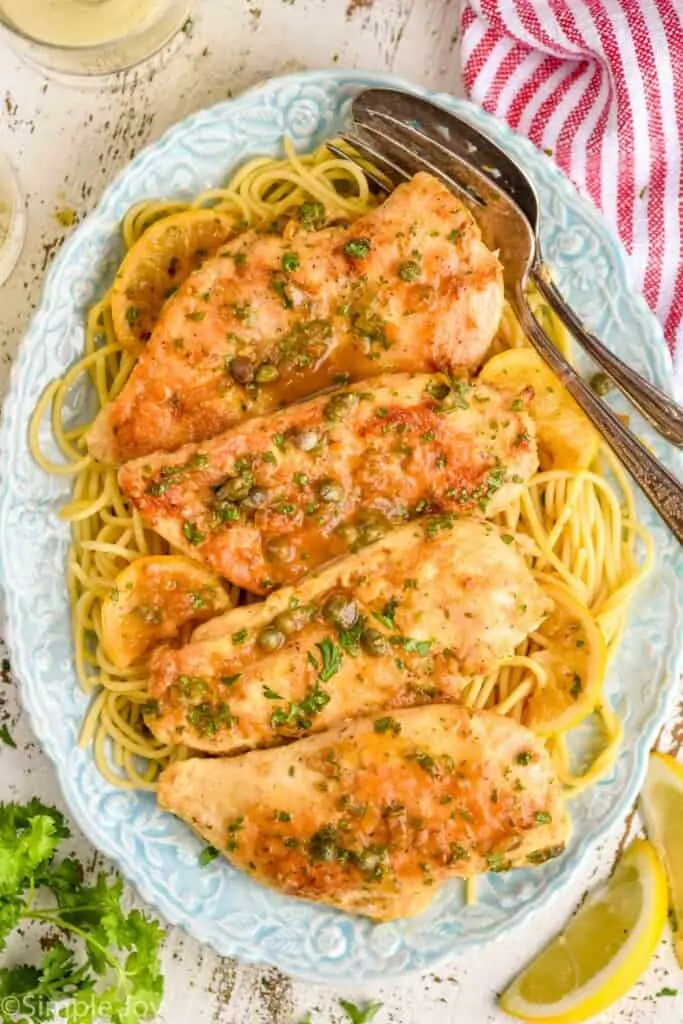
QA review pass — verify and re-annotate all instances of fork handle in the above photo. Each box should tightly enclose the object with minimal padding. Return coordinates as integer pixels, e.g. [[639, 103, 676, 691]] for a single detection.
[[530, 265, 683, 447], [510, 290, 683, 545]]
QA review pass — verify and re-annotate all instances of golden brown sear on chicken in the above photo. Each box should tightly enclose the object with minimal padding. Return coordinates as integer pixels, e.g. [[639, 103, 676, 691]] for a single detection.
[[88, 173, 504, 463], [157, 705, 570, 921], [145, 519, 551, 754], [119, 372, 537, 593]]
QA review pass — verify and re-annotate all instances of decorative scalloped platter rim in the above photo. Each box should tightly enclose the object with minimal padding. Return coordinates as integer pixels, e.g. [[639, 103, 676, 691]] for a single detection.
[[1, 69, 682, 982]]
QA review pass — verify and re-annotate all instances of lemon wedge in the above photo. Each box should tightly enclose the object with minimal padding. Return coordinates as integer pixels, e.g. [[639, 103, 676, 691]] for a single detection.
[[101, 555, 231, 668], [640, 751, 683, 967], [479, 348, 599, 470], [500, 838, 668, 1023], [111, 209, 236, 352]]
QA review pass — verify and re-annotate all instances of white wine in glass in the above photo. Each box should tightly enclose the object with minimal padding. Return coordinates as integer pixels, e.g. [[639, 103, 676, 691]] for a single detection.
[[0, 0, 193, 75]]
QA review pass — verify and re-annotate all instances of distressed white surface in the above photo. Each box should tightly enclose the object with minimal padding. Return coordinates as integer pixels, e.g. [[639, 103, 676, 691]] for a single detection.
[[0, 1, 682, 1020]]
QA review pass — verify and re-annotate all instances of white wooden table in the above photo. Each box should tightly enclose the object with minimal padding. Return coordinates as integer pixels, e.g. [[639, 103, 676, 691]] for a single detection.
[[1, 2, 681, 1021]]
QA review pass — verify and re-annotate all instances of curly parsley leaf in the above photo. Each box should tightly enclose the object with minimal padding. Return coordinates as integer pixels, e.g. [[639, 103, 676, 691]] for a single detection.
[[339, 999, 384, 1024], [0, 801, 164, 1023], [314, 638, 342, 682], [0, 724, 16, 749]]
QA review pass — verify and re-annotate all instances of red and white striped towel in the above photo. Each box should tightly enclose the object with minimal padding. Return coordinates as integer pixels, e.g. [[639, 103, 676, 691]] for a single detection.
[[461, 0, 683, 389]]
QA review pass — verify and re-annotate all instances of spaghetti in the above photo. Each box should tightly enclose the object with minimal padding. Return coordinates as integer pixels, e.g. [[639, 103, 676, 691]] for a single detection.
[[29, 139, 650, 798]]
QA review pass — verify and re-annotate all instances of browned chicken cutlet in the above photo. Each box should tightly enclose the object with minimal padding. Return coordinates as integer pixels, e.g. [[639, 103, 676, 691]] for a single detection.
[[146, 518, 551, 754], [88, 172, 504, 463], [119, 372, 537, 593], [157, 705, 570, 921]]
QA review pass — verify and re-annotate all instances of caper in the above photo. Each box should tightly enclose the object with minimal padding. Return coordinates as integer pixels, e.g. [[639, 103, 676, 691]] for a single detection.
[[229, 356, 255, 385], [218, 473, 253, 501], [293, 428, 320, 452], [361, 628, 388, 657], [274, 604, 316, 636], [425, 379, 451, 401], [265, 537, 296, 563], [356, 513, 388, 545], [243, 486, 269, 509], [323, 392, 357, 422], [255, 362, 280, 384], [318, 477, 345, 503], [322, 592, 359, 629], [334, 522, 357, 545], [256, 626, 286, 651]]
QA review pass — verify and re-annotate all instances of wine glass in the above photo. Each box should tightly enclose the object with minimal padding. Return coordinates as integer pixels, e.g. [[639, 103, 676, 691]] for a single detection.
[[0, 150, 26, 287], [0, 0, 194, 77]]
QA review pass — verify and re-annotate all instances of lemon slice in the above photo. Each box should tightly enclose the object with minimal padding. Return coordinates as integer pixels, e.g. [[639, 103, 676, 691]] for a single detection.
[[501, 838, 668, 1023], [101, 555, 231, 668], [479, 348, 599, 470], [640, 751, 683, 967], [523, 579, 606, 736], [110, 209, 236, 352]]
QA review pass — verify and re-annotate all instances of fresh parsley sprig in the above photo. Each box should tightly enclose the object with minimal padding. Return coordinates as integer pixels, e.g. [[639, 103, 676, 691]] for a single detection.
[[0, 800, 163, 1023]]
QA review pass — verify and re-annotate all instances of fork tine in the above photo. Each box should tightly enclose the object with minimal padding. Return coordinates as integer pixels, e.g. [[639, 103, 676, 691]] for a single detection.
[[324, 141, 393, 194], [354, 89, 540, 226], [336, 131, 411, 188], [352, 114, 510, 215]]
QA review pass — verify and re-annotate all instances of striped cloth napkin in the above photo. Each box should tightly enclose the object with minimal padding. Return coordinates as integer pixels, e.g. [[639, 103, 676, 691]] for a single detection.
[[461, 0, 683, 391]]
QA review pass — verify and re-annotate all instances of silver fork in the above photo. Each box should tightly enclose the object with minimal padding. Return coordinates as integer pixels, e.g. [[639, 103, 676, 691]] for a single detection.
[[349, 88, 683, 449], [326, 98, 683, 543]]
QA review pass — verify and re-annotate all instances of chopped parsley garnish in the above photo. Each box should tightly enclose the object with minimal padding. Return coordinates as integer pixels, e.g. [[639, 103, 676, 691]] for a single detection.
[[407, 750, 437, 775], [231, 629, 248, 644], [187, 701, 236, 736], [447, 228, 463, 243], [374, 716, 401, 736], [424, 514, 455, 538], [221, 674, 241, 686], [510, 398, 524, 411], [535, 811, 553, 825], [182, 521, 205, 545], [273, 810, 291, 822], [311, 638, 343, 682], [486, 852, 508, 872], [337, 616, 365, 656], [501, 534, 514, 544], [271, 683, 330, 730], [262, 685, 283, 700], [125, 305, 140, 324], [516, 750, 533, 765], [373, 597, 398, 630], [344, 237, 371, 260], [185, 310, 206, 322], [199, 846, 219, 866], [298, 200, 326, 230], [396, 636, 432, 657], [281, 251, 300, 272]]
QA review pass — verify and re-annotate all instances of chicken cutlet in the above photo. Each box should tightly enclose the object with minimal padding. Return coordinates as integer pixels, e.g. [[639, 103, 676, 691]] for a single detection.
[[146, 518, 551, 754], [157, 705, 570, 921], [88, 172, 504, 463], [119, 373, 537, 593]]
